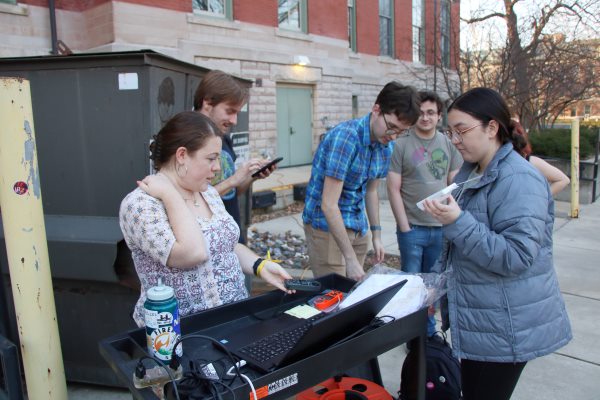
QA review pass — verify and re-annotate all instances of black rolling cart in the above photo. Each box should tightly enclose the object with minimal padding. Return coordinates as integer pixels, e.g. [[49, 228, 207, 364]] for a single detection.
[[99, 274, 427, 400]]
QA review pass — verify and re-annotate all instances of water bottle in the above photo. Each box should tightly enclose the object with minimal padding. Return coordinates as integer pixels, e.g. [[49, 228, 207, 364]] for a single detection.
[[143, 279, 182, 361]]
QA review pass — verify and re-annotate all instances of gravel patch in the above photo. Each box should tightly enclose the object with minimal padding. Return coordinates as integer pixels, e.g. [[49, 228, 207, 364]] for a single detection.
[[248, 202, 401, 272]]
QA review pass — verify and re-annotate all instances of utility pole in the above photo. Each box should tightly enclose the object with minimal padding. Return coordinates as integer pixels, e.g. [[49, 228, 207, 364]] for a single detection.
[[570, 118, 580, 218], [0, 77, 67, 399]]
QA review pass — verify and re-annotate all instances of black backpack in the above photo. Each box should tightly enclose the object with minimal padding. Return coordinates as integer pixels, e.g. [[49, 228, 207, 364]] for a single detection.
[[399, 333, 461, 400]]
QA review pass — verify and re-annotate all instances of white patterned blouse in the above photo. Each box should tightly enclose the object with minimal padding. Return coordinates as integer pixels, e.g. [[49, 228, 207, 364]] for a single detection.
[[119, 185, 248, 327]]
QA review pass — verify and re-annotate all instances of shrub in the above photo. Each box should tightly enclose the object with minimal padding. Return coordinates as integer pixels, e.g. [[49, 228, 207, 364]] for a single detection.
[[529, 127, 599, 159]]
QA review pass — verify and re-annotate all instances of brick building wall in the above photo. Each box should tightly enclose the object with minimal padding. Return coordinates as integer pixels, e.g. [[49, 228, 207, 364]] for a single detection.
[[355, 0, 380, 56], [0, 0, 461, 162], [308, 0, 347, 41], [395, 0, 413, 61], [235, 0, 277, 27]]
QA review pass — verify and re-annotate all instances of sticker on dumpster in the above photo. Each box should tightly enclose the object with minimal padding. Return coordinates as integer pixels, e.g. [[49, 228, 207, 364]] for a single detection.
[[118, 72, 139, 90], [13, 181, 28, 195]]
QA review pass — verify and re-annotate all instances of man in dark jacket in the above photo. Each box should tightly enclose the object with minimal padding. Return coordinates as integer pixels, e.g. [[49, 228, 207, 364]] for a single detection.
[[194, 70, 274, 243]]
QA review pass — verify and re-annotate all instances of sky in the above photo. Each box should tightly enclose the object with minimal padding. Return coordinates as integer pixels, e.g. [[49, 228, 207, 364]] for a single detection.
[[459, 0, 600, 51]]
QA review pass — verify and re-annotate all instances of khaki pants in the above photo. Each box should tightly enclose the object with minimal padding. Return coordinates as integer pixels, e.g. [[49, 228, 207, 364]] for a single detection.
[[304, 224, 370, 278]]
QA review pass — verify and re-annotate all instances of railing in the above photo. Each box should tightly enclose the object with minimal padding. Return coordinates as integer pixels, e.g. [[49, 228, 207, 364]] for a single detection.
[[544, 129, 600, 204], [576, 129, 599, 203]]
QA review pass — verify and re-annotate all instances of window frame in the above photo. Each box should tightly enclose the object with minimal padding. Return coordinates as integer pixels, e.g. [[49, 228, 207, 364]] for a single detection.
[[352, 95, 359, 118], [412, 0, 425, 63], [278, 0, 308, 34], [378, 0, 395, 58], [348, 0, 357, 52], [192, 0, 232, 20], [440, 0, 451, 68]]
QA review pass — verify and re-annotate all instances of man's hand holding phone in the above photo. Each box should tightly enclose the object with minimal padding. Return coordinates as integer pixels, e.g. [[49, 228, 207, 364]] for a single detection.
[[252, 156, 283, 179]]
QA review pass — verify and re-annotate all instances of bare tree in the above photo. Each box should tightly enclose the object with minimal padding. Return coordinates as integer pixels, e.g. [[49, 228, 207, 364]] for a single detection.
[[460, 0, 600, 130]]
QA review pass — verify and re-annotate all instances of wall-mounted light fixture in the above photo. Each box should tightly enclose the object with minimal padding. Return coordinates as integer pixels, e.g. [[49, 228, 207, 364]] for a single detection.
[[292, 55, 311, 66]]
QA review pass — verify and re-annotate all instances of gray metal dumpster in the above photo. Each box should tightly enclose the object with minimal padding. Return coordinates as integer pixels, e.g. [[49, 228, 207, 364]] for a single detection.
[[0, 50, 251, 386]]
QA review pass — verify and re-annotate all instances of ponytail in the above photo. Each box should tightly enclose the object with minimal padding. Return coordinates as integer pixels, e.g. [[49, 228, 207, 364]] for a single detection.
[[509, 119, 532, 158]]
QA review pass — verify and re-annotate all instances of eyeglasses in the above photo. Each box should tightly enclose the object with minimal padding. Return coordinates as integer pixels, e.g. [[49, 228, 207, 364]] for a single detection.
[[382, 113, 410, 136], [420, 110, 439, 119], [444, 123, 484, 143]]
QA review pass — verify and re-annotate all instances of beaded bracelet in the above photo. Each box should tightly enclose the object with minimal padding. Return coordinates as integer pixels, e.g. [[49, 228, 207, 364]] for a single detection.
[[370, 225, 382, 231]]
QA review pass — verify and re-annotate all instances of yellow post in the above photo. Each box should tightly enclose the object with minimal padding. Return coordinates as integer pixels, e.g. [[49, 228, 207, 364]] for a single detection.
[[0, 78, 67, 399], [570, 118, 580, 218]]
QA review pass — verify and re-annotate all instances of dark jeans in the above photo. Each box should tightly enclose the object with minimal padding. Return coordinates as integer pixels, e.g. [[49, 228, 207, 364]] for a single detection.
[[461, 359, 527, 400], [397, 225, 442, 336]]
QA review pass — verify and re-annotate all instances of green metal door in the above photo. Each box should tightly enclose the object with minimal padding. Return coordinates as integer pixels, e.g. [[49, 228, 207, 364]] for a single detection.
[[276, 86, 313, 166]]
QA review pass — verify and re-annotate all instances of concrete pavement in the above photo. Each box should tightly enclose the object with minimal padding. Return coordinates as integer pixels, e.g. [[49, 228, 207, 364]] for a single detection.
[[247, 198, 599, 400]]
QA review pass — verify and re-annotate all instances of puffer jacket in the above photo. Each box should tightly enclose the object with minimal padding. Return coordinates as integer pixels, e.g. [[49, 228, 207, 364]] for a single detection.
[[436, 142, 572, 362]]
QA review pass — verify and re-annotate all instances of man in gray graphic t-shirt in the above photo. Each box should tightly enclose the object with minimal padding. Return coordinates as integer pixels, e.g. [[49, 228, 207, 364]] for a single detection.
[[387, 90, 462, 337]]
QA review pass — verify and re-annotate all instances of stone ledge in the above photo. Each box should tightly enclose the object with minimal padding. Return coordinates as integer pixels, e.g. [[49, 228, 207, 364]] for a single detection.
[[0, 2, 28, 16]]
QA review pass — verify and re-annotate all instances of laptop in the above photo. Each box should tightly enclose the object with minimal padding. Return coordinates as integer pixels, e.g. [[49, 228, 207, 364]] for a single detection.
[[218, 279, 407, 372]]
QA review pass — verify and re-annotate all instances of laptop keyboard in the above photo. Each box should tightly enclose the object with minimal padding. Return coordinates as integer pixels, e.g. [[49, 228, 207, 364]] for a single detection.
[[238, 313, 325, 363]]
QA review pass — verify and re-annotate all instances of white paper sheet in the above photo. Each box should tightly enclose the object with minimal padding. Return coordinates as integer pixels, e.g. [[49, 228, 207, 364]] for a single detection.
[[339, 274, 427, 319]]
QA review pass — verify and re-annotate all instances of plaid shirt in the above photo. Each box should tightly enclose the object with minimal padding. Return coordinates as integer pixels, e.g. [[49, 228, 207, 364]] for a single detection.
[[302, 113, 392, 236]]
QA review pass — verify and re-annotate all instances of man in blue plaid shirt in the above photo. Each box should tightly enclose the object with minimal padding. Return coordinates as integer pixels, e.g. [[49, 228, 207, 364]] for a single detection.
[[303, 82, 421, 281]]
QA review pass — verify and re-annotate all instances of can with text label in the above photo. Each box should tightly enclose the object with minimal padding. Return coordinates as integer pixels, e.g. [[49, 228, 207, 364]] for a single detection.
[[143, 281, 182, 361]]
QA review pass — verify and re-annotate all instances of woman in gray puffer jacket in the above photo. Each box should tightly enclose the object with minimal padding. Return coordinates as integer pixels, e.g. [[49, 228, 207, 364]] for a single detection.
[[422, 87, 572, 400]]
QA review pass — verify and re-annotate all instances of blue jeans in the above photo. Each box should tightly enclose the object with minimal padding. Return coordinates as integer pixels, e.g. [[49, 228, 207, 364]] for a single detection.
[[397, 225, 443, 336]]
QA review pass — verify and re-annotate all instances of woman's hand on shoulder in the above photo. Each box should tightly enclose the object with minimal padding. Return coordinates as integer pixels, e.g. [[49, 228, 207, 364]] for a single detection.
[[137, 173, 176, 201], [422, 195, 462, 225], [260, 261, 295, 294]]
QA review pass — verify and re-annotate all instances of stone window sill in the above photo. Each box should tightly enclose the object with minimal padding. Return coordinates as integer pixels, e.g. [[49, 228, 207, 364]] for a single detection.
[[0, 3, 28, 16], [186, 13, 240, 30]]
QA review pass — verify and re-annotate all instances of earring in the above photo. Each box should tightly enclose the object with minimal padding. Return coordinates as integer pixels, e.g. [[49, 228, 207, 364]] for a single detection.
[[176, 163, 188, 178]]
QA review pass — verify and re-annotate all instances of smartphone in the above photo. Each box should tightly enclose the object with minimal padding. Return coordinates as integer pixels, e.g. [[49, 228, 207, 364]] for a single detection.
[[251, 157, 283, 177], [416, 183, 458, 211]]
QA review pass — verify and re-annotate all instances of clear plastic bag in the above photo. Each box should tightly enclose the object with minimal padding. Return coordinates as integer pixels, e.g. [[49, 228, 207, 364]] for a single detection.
[[364, 263, 450, 308]]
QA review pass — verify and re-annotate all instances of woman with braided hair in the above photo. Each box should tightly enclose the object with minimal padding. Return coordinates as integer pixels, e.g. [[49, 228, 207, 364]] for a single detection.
[[421, 88, 572, 400], [119, 111, 292, 327]]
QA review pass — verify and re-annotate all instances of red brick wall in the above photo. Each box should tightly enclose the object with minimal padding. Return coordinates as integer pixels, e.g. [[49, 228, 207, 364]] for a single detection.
[[424, 0, 435, 65], [356, 0, 379, 55], [21, 0, 190, 12], [21, 0, 108, 11], [395, 0, 412, 61], [308, 0, 347, 40], [235, 0, 277, 27], [450, 0, 460, 70], [120, 0, 190, 12], [423, 0, 460, 68]]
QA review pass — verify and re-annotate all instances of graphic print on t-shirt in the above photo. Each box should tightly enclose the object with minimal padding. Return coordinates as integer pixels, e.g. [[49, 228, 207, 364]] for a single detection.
[[427, 149, 449, 180], [211, 151, 236, 200], [410, 145, 428, 167]]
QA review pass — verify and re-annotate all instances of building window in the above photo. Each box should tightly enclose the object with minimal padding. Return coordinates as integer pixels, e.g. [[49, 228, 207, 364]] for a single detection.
[[584, 105, 591, 118], [440, 0, 451, 67], [379, 0, 394, 57], [412, 0, 425, 63], [192, 0, 232, 19], [570, 108, 577, 117], [348, 0, 357, 52], [278, 0, 307, 33], [352, 95, 359, 118]]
